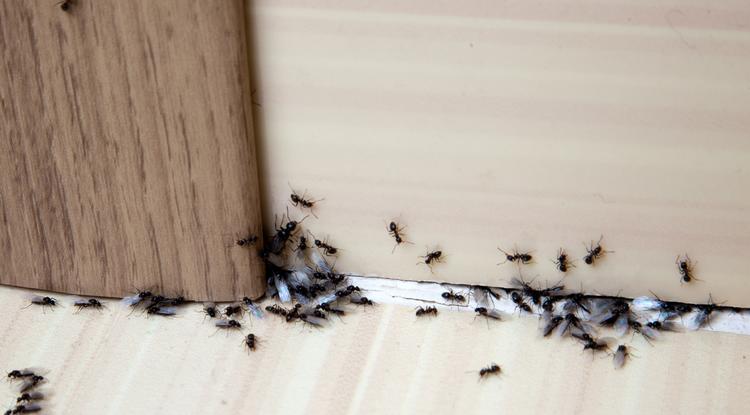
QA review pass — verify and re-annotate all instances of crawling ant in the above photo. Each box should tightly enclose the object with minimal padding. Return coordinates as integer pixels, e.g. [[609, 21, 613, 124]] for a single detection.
[[202, 303, 219, 319], [265, 304, 288, 318], [510, 291, 533, 314], [23, 295, 57, 311], [121, 289, 153, 307], [244, 334, 257, 351], [215, 319, 242, 330], [351, 295, 374, 306], [224, 304, 244, 318], [497, 247, 533, 265], [242, 297, 264, 319], [9, 404, 42, 414], [441, 289, 466, 303], [583, 235, 612, 265], [7, 369, 37, 380], [73, 298, 104, 311], [676, 254, 697, 283], [415, 306, 438, 317], [311, 233, 338, 256], [146, 305, 177, 316], [478, 363, 501, 379], [19, 375, 45, 392], [16, 392, 44, 403], [475, 307, 505, 322], [691, 295, 722, 330], [612, 344, 632, 369], [289, 184, 323, 217], [317, 302, 346, 316], [296, 236, 310, 252], [387, 220, 410, 252], [553, 248, 574, 272], [418, 249, 444, 270], [268, 209, 307, 255]]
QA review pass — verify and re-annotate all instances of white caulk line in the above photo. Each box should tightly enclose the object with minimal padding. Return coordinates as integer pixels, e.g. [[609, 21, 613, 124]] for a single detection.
[[345, 274, 750, 336], [346, 303, 395, 415]]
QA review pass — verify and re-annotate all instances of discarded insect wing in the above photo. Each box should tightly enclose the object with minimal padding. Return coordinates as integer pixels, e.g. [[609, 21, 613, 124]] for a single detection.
[[148, 306, 177, 316], [290, 269, 313, 288], [309, 249, 334, 274], [632, 296, 663, 311], [688, 310, 710, 331], [613, 345, 629, 369], [471, 287, 490, 307], [614, 314, 629, 337], [300, 313, 327, 327], [274, 276, 292, 303]]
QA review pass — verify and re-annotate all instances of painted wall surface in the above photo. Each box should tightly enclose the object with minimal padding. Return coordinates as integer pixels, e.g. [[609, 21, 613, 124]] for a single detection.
[[247, 0, 750, 306]]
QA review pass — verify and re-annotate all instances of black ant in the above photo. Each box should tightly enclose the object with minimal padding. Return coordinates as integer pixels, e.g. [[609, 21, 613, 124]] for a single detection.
[[474, 307, 504, 322], [478, 363, 501, 379], [265, 304, 288, 318], [351, 295, 374, 306], [16, 392, 44, 403], [509, 291, 533, 313], [311, 233, 338, 256], [289, 184, 323, 217], [553, 248, 574, 272], [296, 236, 310, 252], [612, 344, 632, 369], [9, 404, 42, 414], [24, 295, 57, 311], [215, 319, 242, 330], [268, 209, 307, 254], [418, 249, 444, 270], [415, 306, 438, 317], [224, 304, 244, 318], [497, 247, 533, 265], [73, 298, 104, 311], [6, 369, 37, 380], [146, 305, 177, 316], [573, 332, 610, 354], [441, 289, 466, 303], [244, 334, 257, 351], [19, 375, 45, 392], [387, 221, 411, 252], [583, 235, 612, 265], [317, 302, 346, 316], [676, 254, 697, 283], [202, 303, 219, 319]]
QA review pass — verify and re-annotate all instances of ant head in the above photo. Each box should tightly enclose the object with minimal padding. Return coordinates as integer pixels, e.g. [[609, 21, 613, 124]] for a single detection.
[[434, 250, 442, 256], [389, 222, 397, 231], [584, 256, 593, 265], [475, 307, 486, 313]]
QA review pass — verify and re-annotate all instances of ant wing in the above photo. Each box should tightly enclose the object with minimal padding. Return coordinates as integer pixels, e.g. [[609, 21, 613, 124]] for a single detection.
[[484, 308, 507, 321], [687, 312, 708, 331], [214, 319, 234, 328], [301, 314, 327, 327], [639, 325, 660, 341], [316, 292, 338, 306], [660, 319, 683, 332], [614, 314, 629, 337], [268, 233, 288, 255], [153, 306, 178, 316], [632, 296, 662, 311], [290, 269, 313, 287], [274, 277, 292, 304], [71, 297, 92, 307], [554, 318, 572, 337], [310, 249, 333, 274]]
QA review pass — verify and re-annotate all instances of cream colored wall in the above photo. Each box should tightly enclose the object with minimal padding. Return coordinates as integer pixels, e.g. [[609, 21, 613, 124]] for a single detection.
[[247, 1, 750, 306], [1, 285, 748, 415]]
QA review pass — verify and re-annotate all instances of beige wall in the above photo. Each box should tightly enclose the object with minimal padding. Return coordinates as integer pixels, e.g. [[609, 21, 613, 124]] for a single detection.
[[247, 0, 750, 306]]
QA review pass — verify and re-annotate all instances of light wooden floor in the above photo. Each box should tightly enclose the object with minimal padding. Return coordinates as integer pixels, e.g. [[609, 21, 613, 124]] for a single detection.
[[0, 284, 748, 414]]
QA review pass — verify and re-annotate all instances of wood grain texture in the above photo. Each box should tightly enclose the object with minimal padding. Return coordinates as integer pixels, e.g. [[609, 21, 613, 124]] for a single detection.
[[0, 0, 264, 300], [0, 285, 748, 415], [247, 0, 750, 306]]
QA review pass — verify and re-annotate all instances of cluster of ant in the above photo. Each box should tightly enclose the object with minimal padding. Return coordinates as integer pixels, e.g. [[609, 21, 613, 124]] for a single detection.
[[23, 295, 105, 313], [226, 185, 374, 333], [120, 291, 188, 316], [461, 277, 742, 370], [200, 298, 262, 352], [497, 236, 612, 273], [4, 368, 47, 414]]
